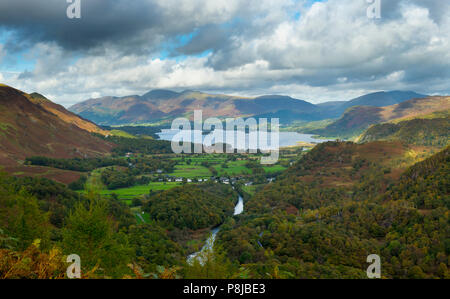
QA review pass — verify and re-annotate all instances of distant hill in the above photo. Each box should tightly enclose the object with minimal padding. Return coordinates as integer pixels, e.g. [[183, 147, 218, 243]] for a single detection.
[[234, 95, 318, 115], [239, 96, 321, 124], [341, 91, 426, 109], [70, 91, 243, 125], [70, 89, 425, 126], [69, 90, 322, 126], [0, 85, 114, 181], [357, 110, 450, 147], [313, 96, 450, 139], [318, 91, 427, 118]]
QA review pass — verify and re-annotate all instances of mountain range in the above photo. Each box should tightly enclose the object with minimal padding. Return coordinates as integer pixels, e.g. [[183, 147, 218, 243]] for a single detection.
[[69, 90, 426, 126], [0, 83, 446, 179]]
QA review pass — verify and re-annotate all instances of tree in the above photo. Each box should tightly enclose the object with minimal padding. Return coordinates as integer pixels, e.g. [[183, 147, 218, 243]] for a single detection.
[[0, 183, 50, 250], [62, 199, 132, 278], [127, 224, 184, 273], [184, 246, 236, 279]]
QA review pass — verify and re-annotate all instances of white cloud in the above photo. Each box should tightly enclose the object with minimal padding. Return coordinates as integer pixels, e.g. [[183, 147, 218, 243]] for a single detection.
[[2, 0, 450, 106]]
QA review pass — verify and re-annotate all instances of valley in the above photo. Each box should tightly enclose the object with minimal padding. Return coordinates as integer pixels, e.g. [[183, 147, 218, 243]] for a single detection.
[[0, 84, 448, 279], [3, 0, 450, 285]]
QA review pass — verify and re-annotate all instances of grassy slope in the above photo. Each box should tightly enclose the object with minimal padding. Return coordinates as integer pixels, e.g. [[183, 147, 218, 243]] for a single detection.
[[26, 92, 109, 135], [314, 97, 450, 139], [357, 115, 449, 147], [0, 85, 114, 182]]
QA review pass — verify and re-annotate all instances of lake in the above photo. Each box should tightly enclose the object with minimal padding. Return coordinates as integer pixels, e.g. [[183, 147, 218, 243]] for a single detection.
[[156, 129, 333, 149]]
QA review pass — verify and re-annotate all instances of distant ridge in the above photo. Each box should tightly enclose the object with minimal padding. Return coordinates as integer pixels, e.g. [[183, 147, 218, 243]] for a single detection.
[[343, 91, 426, 108], [69, 89, 427, 126], [313, 96, 450, 139], [318, 91, 427, 118]]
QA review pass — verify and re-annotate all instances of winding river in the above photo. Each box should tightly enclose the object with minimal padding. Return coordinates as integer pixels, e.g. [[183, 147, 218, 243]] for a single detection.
[[187, 195, 244, 264]]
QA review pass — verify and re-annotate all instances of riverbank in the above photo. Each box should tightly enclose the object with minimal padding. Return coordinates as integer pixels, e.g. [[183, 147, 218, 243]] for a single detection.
[[187, 195, 244, 265]]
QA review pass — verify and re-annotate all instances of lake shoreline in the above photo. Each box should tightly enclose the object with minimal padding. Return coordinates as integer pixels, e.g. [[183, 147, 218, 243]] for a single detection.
[[157, 129, 335, 149]]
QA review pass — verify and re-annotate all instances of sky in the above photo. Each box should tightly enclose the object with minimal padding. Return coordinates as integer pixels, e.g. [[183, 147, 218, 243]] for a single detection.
[[0, 0, 449, 107]]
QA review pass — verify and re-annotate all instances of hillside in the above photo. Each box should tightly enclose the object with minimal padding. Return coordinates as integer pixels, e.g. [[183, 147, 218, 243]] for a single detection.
[[313, 96, 450, 139], [217, 141, 449, 278], [69, 89, 424, 126], [27, 93, 109, 135], [357, 110, 450, 147], [315, 91, 426, 118], [244, 140, 415, 214], [0, 85, 114, 182], [384, 145, 449, 209]]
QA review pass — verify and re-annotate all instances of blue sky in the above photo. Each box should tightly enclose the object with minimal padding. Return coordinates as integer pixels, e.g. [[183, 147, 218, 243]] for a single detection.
[[0, 30, 34, 72], [0, 0, 322, 74], [0, 0, 449, 106]]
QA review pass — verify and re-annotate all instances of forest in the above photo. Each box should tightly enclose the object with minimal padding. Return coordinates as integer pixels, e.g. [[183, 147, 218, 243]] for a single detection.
[[216, 143, 449, 278], [0, 138, 448, 279], [144, 184, 237, 230]]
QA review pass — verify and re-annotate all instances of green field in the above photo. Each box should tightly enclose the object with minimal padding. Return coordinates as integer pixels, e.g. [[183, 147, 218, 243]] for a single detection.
[[85, 168, 107, 191], [171, 155, 227, 164], [212, 160, 251, 176], [109, 129, 137, 139], [80, 153, 287, 201], [89, 181, 184, 199], [170, 155, 286, 177], [263, 164, 286, 173], [169, 164, 212, 178]]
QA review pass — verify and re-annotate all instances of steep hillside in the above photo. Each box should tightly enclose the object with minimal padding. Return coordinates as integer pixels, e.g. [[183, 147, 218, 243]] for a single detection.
[[246, 140, 414, 214], [384, 145, 449, 209], [314, 96, 450, 139], [27, 93, 109, 135], [357, 110, 450, 147], [217, 141, 448, 278], [0, 85, 114, 180]]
